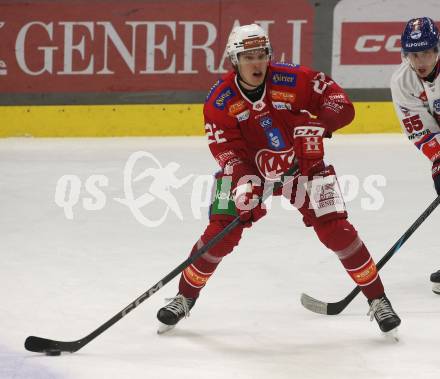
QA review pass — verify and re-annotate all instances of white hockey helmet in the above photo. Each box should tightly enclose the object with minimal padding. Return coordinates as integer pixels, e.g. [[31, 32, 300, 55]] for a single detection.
[[226, 24, 272, 66]]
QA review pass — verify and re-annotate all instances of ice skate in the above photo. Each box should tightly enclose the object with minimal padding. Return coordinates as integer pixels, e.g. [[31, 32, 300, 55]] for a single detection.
[[368, 295, 401, 336], [430, 270, 440, 294], [157, 294, 196, 334]]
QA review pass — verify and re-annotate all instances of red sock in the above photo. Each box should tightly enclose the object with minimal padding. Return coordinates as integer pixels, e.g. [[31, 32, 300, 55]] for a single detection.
[[179, 221, 243, 299], [338, 242, 384, 300], [178, 239, 221, 299], [315, 219, 384, 300]]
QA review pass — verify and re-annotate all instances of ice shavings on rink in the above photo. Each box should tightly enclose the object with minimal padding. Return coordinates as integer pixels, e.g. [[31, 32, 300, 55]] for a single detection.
[[1, 135, 439, 379]]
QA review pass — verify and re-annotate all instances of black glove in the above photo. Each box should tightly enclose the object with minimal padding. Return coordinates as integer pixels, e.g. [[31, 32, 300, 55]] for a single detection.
[[432, 160, 440, 195]]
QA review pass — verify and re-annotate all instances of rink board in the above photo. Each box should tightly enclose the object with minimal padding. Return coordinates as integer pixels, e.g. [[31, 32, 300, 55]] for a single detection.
[[0, 102, 400, 137]]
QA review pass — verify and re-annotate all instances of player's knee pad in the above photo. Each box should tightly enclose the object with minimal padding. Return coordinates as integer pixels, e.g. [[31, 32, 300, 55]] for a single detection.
[[314, 218, 359, 254]]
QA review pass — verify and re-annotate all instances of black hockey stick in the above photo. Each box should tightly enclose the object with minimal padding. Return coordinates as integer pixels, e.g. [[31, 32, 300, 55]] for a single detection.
[[25, 164, 299, 355], [301, 194, 440, 315]]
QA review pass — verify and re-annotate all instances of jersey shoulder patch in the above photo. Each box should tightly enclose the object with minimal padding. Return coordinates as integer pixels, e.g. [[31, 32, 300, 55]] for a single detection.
[[205, 73, 238, 109], [205, 79, 224, 102]]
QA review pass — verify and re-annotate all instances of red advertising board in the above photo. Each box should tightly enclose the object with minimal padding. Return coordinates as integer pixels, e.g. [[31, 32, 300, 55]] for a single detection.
[[340, 20, 440, 65], [340, 22, 404, 65], [0, 0, 314, 93]]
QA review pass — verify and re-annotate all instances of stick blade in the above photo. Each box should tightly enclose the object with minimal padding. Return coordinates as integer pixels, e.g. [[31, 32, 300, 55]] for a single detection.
[[25, 336, 60, 353], [25, 336, 79, 353], [300, 293, 329, 315]]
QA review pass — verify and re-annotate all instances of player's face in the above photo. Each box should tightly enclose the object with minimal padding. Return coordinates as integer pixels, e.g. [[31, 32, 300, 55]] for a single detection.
[[237, 49, 269, 88], [407, 48, 438, 78]]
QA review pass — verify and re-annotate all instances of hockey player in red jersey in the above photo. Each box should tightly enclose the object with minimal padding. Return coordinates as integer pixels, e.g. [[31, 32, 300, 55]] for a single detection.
[[157, 24, 401, 333], [390, 17, 440, 294]]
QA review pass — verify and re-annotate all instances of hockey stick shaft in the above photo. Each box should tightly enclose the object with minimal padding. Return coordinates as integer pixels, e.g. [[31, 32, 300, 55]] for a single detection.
[[301, 195, 440, 315], [25, 164, 299, 353]]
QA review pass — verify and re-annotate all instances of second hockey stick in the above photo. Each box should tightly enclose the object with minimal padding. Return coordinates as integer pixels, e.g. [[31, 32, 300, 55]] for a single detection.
[[300, 195, 440, 315], [25, 163, 299, 355]]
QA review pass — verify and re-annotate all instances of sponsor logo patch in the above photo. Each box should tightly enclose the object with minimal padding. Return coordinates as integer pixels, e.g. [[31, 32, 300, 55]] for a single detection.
[[272, 101, 292, 110], [259, 116, 273, 129], [183, 265, 212, 288], [313, 181, 339, 205], [433, 99, 440, 114], [214, 87, 235, 110], [264, 128, 286, 151], [215, 150, 236, 166], [243, 36, 267, 50], [348, 258, 378, 286], [254, 110, 270, 120], [270, 90, 296, 103], [328, 93, 346, 101], [307, 174, 345, 218], [408, 129, 431, 140], [410, 19, 423, 40], [228, 100, 247, 116], [323, 101, 343, 113], [407, 41, 428, 48], [293, 126, 325, 137], [236, 110, 250, 122], [271, 71, 297, 87]]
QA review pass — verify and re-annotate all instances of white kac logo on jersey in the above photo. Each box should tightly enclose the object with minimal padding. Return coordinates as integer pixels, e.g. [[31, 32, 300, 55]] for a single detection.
[[255, 147, 295, 181]]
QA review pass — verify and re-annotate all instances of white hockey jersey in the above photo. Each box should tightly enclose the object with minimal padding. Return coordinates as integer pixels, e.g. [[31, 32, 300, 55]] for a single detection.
[[390, 61, 440, 162]]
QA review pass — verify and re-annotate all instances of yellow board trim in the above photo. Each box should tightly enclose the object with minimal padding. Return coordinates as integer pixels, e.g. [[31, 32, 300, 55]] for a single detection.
[[0, 102, 400, 137], [0, 104, 205, 137], [338, 102, 401, 134]]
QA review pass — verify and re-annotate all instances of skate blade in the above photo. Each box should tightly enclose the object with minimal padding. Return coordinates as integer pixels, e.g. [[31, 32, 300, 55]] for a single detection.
[[157, 322, 176, 335], [382, 328, 399, 342]]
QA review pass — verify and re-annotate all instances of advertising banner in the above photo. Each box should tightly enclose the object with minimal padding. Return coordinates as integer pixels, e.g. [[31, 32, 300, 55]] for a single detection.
[[0, 0, 314, 93], [332, 0, 439, 88]]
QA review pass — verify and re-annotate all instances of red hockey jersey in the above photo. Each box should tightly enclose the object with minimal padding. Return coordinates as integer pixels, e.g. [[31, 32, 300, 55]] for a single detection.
[[203, 62, 354, 181]]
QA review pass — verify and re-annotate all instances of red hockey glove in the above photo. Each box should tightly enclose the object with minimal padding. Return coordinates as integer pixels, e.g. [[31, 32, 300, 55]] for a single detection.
[[225, 158, 267, 227], [293, 120, 326, 176], [432, 160, 440, 195], [233, 179, 267, 227]]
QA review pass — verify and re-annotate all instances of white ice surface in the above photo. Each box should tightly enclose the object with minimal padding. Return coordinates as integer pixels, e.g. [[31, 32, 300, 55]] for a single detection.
[[1, 135, 439, 379]]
